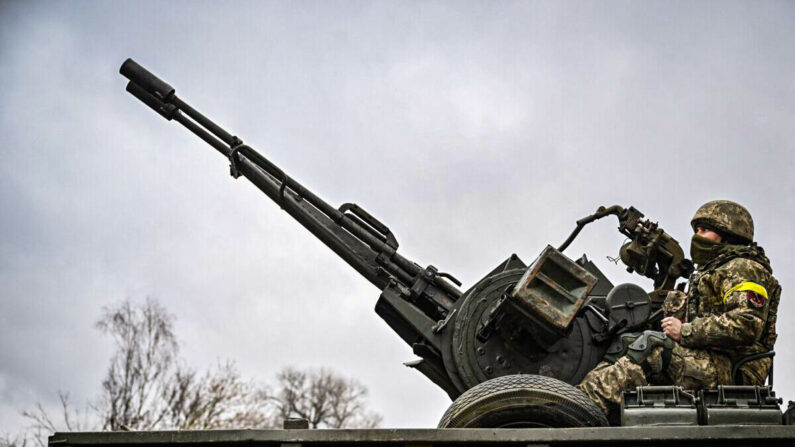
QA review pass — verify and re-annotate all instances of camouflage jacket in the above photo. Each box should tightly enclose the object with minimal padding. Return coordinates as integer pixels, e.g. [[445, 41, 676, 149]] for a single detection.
[[664, 244, 781, 385]]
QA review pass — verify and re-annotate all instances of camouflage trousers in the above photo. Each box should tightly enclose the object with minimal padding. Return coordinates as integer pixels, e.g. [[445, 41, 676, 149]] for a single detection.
[[576, 344, 732, 415]]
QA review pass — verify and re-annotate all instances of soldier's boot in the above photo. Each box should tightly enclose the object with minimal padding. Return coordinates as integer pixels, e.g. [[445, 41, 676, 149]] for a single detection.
[[577, 331, 674, 415]]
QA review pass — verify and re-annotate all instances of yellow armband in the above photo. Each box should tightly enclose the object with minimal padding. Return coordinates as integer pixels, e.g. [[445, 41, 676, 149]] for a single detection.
[[722, 281, 768, 303]]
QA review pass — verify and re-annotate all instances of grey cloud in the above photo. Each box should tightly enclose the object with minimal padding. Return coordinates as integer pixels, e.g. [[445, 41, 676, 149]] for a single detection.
[[1, 0, 793, 431]]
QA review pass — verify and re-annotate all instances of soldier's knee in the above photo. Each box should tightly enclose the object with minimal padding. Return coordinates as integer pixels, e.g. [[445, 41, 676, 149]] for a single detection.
[[626, 331, 674, 374]]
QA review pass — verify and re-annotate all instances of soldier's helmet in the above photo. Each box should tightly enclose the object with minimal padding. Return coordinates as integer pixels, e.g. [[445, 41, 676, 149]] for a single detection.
[[691, 200, 754, 244]]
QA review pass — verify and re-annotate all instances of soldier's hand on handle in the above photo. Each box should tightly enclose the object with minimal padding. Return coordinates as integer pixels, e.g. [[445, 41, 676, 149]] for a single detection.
[[661, 316, 682, 341]]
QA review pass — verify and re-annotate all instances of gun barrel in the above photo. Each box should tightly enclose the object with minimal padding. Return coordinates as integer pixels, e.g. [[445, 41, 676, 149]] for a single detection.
[[119, 59, 461, 315], [125, 82, 177, 120], [120, 58, 174, 101]]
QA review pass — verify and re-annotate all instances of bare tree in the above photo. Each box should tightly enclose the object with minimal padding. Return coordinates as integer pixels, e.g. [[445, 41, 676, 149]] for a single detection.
[[94, 299, 275, 430], [1, 433, 29, 447], [21, 393, 92, 447], [160, 362, 277, 429], [17, 299, 381, 444], [94, 299, 178, 430], [270, 367, 382, 429]]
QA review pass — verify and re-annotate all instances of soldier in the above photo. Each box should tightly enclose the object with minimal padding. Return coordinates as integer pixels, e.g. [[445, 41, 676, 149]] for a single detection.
[[577, 200, 781, 415]]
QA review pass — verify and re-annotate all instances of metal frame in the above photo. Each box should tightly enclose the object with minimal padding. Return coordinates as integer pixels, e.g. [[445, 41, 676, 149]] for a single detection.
[[50, 427, 795, 447]]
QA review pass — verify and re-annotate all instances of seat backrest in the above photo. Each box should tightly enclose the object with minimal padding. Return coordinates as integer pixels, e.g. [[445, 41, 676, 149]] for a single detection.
[[732, 351, 775, 386]]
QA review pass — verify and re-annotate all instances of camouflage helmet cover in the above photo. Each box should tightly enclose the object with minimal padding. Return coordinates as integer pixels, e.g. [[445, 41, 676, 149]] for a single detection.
[[690, 200, 754, 243]]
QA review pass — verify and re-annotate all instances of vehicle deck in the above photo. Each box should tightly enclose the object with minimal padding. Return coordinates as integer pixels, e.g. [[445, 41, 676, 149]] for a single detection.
[[51, 426, 795, 447]]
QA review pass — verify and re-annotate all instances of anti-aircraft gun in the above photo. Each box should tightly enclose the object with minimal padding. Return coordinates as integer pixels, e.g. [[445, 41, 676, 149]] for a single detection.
[[117, 59, 788, 429]]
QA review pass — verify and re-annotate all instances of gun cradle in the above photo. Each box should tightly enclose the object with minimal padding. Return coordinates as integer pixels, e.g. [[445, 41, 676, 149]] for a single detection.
[[389, 247, 615, 399]]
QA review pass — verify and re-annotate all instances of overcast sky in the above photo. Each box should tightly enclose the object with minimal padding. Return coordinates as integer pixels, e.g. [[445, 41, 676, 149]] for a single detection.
[[1, 0, 794, 433]]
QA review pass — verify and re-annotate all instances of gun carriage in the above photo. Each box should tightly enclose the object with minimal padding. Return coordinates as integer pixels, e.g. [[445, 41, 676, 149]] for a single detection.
[[118, 59, 788, 428]]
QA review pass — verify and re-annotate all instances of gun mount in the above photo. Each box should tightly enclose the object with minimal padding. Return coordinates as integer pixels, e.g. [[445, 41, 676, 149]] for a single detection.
[[119, 59, 697, 400], [119, 60, 787, 430]]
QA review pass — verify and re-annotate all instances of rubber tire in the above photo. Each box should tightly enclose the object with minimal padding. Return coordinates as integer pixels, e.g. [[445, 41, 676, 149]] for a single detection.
[[437, 374, 608, 428]]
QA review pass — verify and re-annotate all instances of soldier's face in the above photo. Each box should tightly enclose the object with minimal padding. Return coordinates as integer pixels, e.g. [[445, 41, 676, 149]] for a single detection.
[[695, 226, 722, 243]]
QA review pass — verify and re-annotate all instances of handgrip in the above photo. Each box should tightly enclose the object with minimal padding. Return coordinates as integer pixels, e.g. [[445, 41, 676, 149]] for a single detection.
[[558, 205, 624, 252], [339, 203, 398, 249], [120, 58, 175, 100]]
